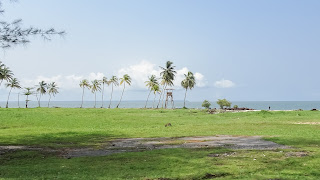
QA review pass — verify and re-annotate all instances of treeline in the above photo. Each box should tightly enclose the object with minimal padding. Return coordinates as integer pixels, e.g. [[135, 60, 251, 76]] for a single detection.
[[78, 61, 196, 109], [0, 61, 59, 108], [1, 61, 196, 109]]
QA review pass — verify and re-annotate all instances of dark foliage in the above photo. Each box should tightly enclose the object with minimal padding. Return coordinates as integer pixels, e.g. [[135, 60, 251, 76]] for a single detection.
[[0, 0, 65, 48]]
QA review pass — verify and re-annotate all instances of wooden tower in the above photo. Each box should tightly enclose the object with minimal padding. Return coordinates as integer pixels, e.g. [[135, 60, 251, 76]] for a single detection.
[[165, 89, 174, 109]]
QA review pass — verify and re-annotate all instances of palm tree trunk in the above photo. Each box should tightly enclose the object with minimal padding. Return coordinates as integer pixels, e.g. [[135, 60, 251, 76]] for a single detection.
[[144, 90, 152, 108], [157, 85, 165, 108], [161, 85, 168, 108], [0, 80, 3, 86], [108, 84, 113, 108], [116, 83, 125, 108], [18, 93, 20, 108], [94, 92, 96, 108], [153, 93, 156, 108], [6, 87, 12, 108], [38, 94, 42, 107], [48, 94, 52, 108], [81, 87, 85, 108], [26, 95, 29, 108], [184, 88, 188, 108], [101, 83, 105, 108]]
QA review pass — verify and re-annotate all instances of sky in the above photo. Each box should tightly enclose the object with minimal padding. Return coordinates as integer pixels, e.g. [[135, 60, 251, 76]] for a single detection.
[[1, 0, 320, 102]]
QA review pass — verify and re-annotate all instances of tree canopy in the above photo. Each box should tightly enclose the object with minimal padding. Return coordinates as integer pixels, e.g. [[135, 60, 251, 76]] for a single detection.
[[0, 1, 65, 49], [217, 99, 232, 109]]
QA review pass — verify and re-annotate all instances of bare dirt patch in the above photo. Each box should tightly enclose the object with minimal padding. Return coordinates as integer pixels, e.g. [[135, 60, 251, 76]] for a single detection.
[[285, 151, 309, 157], [63, 135, 289, 158], [0, 135, 289, 158], [293, 122, 320, 125]]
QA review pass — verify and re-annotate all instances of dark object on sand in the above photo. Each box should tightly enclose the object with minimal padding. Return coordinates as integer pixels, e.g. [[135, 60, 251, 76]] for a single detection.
[[225, 107, 255, 111], [269, 106, 271, 110], [165, 123, 172, 127]]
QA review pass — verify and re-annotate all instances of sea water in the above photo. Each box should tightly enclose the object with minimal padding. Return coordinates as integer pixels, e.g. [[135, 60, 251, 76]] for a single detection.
[[1, 101, 320, 110]]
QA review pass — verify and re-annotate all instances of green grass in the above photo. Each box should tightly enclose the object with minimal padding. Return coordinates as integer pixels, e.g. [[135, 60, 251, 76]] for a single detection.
[[0, 108, 319, 179]]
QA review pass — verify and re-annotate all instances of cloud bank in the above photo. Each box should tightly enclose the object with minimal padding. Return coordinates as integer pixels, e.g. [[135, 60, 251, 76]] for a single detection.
[[214, 79, 235, 88]]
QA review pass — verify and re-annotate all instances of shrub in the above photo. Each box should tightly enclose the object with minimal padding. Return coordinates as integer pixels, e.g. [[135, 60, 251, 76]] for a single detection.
[[202, 100, 211, 109], [217, 99, 232, 109], [233, 105, 238, 109]]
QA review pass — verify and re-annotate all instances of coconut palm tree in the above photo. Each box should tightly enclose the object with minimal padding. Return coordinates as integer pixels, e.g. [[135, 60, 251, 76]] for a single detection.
[[91, 79, 101, 108], [5, 78, 21, 108], [107, 76, 119, 108], [79, 79, 91, 108], [100, 76, 108, 108], [181, 71, 196, 108], [152, 84, 161, 108], [116, 74, 131, 108], [0, 66, 14, 86], [144, 75, 158, 108], [157, 61, 176, 108], [36, 81, 47, 107], [23, 87, 33, 108], [47, 82, 59, 108]]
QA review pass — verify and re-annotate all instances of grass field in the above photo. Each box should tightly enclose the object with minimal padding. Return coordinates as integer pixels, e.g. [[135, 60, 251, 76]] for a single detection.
[[0, 108, 319, 179]]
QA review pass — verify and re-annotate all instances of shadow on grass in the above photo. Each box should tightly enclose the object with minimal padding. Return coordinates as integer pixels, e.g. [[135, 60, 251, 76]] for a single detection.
[[0, 131, 121, 148], [0, 148, 232, 179]]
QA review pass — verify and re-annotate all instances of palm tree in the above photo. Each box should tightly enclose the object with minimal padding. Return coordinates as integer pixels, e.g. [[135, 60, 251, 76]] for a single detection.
[[107, 76, 119, 108], [116, 74, 131, 108], [157, 61, 176, 108], [152, 84, 161, 108], [0, 66, 14, 86], [181, 71, 196, 108], [47, 82, 59, 107], [100, 76, 108, 108], [23, 87, 33, 108], [0, 61, 5, 83], [79, 79, 91, 108], [36, 81, 47, 107], [91, 79, 101, 108], [144, 75, 158, 108], [5, 78, 21, 108]]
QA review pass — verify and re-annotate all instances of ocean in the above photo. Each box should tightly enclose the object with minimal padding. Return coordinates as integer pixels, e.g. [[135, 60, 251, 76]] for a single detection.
[[1, 101, 320, 110]]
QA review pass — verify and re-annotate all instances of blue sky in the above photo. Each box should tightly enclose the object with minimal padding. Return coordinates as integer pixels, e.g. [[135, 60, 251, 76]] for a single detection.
[[1, 0, 320, 102]]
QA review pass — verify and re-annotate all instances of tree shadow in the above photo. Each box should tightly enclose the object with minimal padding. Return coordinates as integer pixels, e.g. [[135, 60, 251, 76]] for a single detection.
[[0, 131, 121, 149]]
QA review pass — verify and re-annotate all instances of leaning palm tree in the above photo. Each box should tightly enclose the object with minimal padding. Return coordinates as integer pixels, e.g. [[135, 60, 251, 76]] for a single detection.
[[23, 87, 33, 108], [107, 76, 119, 108], [152, 84, 161, 108], [0, 66, 14, 86], [144, 75, 158, 108], [157, 61, 176, 108], [116, 74, 131, 108], [91, 79, 101, 108], [181, 71, 196, 108], [47, 82, 59, 107], [36, 81, 47, 107], [100, 76, 108, 108], [5, 78, 21, 108], [79, 79, 91, 108], [0, 61, 5, 83]]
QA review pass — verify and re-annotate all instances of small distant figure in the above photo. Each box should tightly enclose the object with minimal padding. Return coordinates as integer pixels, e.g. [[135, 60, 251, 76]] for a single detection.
[[165, 123, 172, 127], [269, 106, 271, 110]]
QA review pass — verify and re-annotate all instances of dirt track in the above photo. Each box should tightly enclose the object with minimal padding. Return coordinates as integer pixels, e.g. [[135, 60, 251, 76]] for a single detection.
[[0, 135, 289, 158], [64, 135, 289, 158]]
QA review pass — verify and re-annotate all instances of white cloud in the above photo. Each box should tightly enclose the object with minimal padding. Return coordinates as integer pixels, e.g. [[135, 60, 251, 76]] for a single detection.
[[214, 79, 235, 88], [88, 72, 105, 81], [117, 60, 161, 89], [194, 72, 207, 87], [117, 61, 207, 90]]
